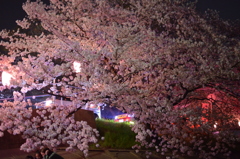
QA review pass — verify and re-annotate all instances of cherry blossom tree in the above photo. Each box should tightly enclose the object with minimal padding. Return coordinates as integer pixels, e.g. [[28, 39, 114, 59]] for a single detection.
[[0, 0, 240, 158]]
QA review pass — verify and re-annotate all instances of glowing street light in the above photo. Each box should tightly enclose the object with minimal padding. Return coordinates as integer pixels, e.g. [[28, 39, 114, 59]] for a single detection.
[[1, 71, 13, 86], [73, 61, 81, 73], [45, 99, 53, 107], [213, 122, 217, 129]]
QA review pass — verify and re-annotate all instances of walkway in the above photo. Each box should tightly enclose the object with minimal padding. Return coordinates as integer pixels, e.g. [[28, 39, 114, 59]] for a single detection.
[[1, 148, 240, 159], [0, 148, 166, 159]]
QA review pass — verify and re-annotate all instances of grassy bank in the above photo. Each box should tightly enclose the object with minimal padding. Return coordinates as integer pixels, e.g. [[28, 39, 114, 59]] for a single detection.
[[92, 119, 137, 149]]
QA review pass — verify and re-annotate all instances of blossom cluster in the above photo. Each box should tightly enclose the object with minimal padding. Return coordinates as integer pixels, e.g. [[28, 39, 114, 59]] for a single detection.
[[0, 0, 240, 158]]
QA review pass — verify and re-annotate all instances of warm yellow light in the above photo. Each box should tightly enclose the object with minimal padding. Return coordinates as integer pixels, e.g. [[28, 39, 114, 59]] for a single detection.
[[2, 71, 13, 86], [73, 61, 81, 73], [130, 121, 135, 124]]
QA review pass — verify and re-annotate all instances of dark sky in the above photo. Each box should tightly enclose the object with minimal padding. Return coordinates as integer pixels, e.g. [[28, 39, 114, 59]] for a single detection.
[[0, 0, 27, 30], [196, 0, 240, 20], [0, 0, 240, 30]]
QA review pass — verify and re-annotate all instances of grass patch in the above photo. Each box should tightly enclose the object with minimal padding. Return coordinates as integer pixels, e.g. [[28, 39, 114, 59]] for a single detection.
[[91, 119, 137, 149]]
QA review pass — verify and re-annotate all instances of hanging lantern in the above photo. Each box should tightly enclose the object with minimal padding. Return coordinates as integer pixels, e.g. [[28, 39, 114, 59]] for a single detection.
[[207, 94, 216, 102], [1, 71, 13, 86]]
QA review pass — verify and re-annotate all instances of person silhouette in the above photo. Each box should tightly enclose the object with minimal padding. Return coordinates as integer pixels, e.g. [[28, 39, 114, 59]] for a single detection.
[[40, 147, 64, 159]]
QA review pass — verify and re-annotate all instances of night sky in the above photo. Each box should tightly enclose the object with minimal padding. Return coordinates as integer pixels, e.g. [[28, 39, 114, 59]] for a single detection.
[[0, 0, 27, 30], [196, 0, 240, 20], [0, 0, 240, 30]]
